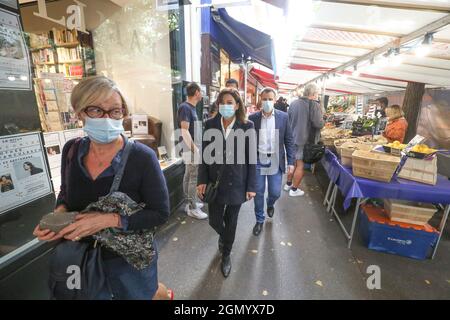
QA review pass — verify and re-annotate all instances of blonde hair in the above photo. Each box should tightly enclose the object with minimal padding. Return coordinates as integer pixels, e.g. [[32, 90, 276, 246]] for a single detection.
[[71, 76, 130, 116], [386, 104, 403, 119]]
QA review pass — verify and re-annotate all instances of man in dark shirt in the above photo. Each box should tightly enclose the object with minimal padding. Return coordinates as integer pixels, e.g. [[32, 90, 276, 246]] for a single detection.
[[178, 82, 208, 219], [375, 97, 389, 118]]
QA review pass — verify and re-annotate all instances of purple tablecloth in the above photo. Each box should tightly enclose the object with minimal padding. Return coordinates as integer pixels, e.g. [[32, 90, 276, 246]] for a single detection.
[[322, 149, 450, 210]]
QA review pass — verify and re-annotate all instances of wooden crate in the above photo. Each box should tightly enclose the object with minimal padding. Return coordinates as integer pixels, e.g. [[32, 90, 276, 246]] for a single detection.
[[322, 137, 336, 147], [398, 157, 437, 185], [335, 139, 357, 156], [384, 199, 437, 226], [340, 143, 373, 167], [352, 150, 401, 182]]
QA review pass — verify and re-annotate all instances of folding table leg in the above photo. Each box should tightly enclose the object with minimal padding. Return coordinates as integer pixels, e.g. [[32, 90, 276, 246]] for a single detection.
[[323, 180, 333, 206], [348, 198, 363, 249], [431, 204, 450, 260], [327, 185, 337, 213]]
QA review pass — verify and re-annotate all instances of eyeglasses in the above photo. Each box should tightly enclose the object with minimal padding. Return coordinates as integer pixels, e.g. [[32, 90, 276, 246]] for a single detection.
[[84, 106, 125, 120]]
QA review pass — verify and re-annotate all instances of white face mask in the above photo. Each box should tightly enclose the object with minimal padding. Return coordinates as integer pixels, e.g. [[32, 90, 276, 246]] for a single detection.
[[219, 104, 236, 119], [262, 101, 274, 113]]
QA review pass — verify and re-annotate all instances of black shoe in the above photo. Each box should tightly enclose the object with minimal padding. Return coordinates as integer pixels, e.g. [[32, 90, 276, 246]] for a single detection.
[[218, 237, 224, 253], [253, 222, 263, 236], [267, 207, 275, 218], [221, 255, 232, 278]]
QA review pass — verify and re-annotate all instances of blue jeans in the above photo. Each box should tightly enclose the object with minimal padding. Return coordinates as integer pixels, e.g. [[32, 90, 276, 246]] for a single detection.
[[254, 165, 283, 223]]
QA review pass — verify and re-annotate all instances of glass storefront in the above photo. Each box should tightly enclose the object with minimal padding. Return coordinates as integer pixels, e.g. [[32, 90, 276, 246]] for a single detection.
[[0, 0, 186, 260]]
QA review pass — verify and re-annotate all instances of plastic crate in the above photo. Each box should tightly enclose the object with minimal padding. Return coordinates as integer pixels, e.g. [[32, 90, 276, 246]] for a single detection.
[[359, 205, 439, 260]]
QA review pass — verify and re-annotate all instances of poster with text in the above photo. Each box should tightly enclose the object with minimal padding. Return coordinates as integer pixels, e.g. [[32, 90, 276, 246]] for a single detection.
[[44, 129, 85, 196], [0, 8, 31, 90], [0, 132, 52, 215]]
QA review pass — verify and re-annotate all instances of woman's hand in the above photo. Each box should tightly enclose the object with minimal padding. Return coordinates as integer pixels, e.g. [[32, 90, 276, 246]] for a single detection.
[[246, 192, 256, 201], [197, 184, 207, 200], [54, 205, 68, 213], [33, 225, 64, 242], [58, 212, 120, 241]]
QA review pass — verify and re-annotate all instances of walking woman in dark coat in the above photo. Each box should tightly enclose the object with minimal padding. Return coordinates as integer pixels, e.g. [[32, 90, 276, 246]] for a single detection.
[[197, 88, 257, 278]]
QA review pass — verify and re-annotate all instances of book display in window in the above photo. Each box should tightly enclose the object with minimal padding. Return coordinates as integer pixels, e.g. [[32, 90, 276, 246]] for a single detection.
[[28, 28, 95, 132]]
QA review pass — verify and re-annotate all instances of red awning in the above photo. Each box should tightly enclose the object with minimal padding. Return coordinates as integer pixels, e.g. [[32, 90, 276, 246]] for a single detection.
[[249, 68, 279, 89]]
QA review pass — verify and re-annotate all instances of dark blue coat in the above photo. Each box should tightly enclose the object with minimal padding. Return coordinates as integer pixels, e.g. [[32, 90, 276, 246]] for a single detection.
[[198, 114, 257, 206], [249, 109, 295, 173]]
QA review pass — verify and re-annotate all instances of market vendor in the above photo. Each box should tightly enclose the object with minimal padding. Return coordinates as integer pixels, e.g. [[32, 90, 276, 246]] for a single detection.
[[383, 104, 408, 143]]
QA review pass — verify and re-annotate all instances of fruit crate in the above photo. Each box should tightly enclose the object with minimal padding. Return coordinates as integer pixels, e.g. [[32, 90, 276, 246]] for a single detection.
[[352, 150, 401, 182], [398, 157, 437, 185], [340, 142, 373, 167], [384, 199, 437, 226]]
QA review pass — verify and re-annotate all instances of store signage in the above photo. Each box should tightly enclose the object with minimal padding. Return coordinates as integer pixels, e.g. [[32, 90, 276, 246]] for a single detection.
[[33, 0, 88, 34]]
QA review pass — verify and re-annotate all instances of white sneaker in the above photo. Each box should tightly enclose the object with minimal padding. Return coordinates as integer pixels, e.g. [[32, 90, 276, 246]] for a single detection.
[[187, 208, 208, 220], [289, 189, 305, 197], [283, 184, 291, 191], [196, 202, 204, 209]]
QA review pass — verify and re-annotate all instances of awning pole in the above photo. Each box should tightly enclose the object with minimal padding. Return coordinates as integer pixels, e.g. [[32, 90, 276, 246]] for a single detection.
[[244, 59, 248, 108]]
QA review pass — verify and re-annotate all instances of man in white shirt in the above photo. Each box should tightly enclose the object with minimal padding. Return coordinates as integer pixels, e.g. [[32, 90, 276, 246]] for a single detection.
[[249, 88, 295, 236]]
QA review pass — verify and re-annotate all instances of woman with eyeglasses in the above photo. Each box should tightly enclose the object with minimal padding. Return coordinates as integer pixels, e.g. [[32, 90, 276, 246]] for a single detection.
[[33, 76, 173, 300]]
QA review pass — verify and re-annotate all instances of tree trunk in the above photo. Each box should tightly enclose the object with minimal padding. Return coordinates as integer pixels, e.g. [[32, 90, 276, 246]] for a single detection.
[[402, 82, 425, 142]]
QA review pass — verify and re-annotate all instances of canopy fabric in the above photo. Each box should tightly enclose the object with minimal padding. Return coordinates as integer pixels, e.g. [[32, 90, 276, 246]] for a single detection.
[[249, 68, 278, 89], [280, 0, 450, 95], [210, 8, 275, 70]]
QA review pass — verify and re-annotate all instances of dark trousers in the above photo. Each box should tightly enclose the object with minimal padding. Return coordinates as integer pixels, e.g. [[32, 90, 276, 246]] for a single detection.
[[208, 202, 242, 256]]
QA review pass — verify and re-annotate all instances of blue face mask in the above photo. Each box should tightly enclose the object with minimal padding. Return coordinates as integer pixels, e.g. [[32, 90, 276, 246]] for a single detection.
[[83, 117, 124, 144], [219, 104, 236, 120], [262, 100, 274, 113]]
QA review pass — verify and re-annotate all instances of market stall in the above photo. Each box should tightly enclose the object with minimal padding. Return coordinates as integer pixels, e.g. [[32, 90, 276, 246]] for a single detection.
[[321, 140, 450, 260]]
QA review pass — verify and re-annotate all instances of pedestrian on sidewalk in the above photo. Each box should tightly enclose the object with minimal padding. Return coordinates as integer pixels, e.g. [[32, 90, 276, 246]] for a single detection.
[[249, 87, 295, 236], [285, 83, 325, 196], [177, 82, 208, 219], [197, 88, 257, 278]]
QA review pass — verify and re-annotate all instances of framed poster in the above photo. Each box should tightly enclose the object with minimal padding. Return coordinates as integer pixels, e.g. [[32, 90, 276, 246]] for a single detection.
[[131, 114, 149, 136], [0, 8, 32, 90], [0, 132, 53, 215]]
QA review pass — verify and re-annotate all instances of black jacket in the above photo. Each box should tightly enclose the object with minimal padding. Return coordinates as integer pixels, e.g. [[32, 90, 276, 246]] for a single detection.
[[198, 114, 257, 205]]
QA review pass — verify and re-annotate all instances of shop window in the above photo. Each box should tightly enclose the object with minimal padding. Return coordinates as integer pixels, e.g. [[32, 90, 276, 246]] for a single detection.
[[0, 0, 186, 260]]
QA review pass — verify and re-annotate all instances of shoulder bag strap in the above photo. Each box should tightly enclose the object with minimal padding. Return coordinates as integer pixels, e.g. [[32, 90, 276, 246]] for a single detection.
[[63, 138, 82, 196], [305, 99, 315, 145], [110, 140, 135, 193]]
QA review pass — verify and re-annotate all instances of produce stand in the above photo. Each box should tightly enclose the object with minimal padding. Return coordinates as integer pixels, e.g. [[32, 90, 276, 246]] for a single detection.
[[321, 149, 450, 259]]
